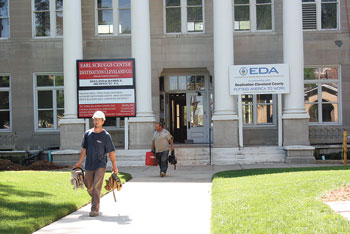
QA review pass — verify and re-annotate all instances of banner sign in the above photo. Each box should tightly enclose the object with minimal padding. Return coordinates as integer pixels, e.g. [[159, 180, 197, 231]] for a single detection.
[[229, 64, 290, 95], [77, 59, 136, 118], [78, 60, 134, 87]]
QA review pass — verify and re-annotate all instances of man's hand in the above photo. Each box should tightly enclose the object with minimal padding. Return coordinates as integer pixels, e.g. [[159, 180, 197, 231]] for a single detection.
[[112, 167, 118, 175], [169, 138, 174, 152], [108, 151, 118, 175], [74, 148, 86, 169]]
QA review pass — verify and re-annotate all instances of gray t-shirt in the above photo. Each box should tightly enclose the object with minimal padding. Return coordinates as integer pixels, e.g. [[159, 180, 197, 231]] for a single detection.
[[152, 129, 172, 153], [81, 129, 115, 170]]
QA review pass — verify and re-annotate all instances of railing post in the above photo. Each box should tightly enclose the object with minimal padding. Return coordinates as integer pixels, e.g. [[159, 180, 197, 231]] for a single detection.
[[343, 130, 347, 166]]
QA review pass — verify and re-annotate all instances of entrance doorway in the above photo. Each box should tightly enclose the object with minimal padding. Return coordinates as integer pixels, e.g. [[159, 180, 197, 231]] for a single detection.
[[170, 94, 187, 143], [169, 92, 209, 143], [160, 72, 213, 144]]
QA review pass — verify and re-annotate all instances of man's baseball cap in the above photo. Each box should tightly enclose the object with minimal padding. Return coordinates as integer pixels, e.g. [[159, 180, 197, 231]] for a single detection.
[[92, 111, 106, 120]]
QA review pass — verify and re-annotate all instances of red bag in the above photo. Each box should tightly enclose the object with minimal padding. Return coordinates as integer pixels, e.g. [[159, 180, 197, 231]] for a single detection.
[[145, 151, 158, 166]]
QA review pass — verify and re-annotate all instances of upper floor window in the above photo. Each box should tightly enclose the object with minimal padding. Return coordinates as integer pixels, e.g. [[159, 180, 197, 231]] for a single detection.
[[302, 0, 339, 30], [304, 66, 340, 124], [234, 0, 273, 32], [0, 0, 9, 38], [33, 0, 63, 38], [0, 75, 11, 131], [34, 74, 64, 131], [97, 0, 131, 35], [164, 0, 204, 34]]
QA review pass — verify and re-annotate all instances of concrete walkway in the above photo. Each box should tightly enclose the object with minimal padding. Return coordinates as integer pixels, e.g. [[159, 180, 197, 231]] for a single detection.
[[325, 201, 350, 221], [34, 164, 342, 234]]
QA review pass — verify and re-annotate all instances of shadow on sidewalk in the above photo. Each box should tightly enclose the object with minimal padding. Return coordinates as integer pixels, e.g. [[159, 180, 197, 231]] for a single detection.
[[77, 213, 132, 225]]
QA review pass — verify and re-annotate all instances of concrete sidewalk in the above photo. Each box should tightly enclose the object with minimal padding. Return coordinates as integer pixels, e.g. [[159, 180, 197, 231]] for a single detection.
[[34, 164, 340, 234], [325, 201, 350, 221]]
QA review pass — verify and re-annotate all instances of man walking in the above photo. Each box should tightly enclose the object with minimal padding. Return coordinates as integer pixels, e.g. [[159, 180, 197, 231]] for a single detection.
[[74, 111, 118, 217], [151, 122, 174, 177]]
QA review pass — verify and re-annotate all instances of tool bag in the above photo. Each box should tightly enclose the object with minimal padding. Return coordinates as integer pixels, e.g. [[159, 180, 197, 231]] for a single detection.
[[168, 150, 177, 170], [105, 173, 122, 202], [71, 167, 85, 190], [104, 173, 122, 192]]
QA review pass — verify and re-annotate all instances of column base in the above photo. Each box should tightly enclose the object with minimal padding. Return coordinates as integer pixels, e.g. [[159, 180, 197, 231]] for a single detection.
[[284, 145, 315, 164], [212, 116, 239, 148], [282, 117, 310, 146], [128, 116, 156, 149], [59, 118, 85, 150]]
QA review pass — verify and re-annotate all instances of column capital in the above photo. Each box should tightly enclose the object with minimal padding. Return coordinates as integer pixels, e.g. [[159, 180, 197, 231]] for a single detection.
[[128, 116, 156, 123], [212, 115, 239, 121], [282, 113, 309, 120]]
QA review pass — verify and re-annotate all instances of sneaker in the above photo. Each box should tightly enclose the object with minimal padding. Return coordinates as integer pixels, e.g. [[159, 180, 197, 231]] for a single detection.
[[89, 211, 99, 217], [160, 172, 166, 177]]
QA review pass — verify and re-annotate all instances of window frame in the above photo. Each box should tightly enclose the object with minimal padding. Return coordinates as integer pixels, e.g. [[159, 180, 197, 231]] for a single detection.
[[95, 0, 131, 37], [0, 0, 10, 39], [163, 0, 205, 35], [0, 74, 12, 132], [233, 0, 275, 33], [33, 73, 64, 132], [103, 117, 125, 129], [304, 65, 342, 125], [302, 0, 340, 31], [32, 0, 63, 39], [166, 74, 209, 92], [242, 94, 277, 127]]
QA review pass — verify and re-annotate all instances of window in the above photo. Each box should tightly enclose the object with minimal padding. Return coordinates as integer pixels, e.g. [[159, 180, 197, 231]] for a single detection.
[[168, 75, 205, 91], [97, 0, 131, 35], [164, 0, 204, 34], [104, 117, 125, 128], [302, 0, 339, 30], [34, 74, 64, 130], [33, 0, 63, 38], [0, 0, 9, 38], [234, 0, 273, 32], [304, 67, 340, 124], [0, 75, 11, 131], [242, 94, 275, 125]]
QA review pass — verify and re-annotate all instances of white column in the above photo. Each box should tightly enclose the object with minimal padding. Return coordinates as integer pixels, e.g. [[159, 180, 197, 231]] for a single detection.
[[131, 0, 154, 119], [212, 0, 238, 148], [128, 0, 155, 149], [60, 0, 85, 150], [282, 0, 307, 117], [282, 0, 310, 149], [63, 0, 82, 119], [213, 0, 236, 119]]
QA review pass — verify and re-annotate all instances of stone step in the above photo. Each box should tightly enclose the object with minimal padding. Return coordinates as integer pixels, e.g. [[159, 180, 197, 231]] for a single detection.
[[51, 146, 287, 167], [211, 147, 286, 165]]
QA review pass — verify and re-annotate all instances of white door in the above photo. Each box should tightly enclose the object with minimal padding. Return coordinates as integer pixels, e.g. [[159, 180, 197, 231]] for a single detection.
[[186, 93, 208, 143]]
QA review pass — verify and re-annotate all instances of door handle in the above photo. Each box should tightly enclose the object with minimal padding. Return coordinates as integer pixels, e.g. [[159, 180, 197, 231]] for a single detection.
[[188, 121, 190, 129]]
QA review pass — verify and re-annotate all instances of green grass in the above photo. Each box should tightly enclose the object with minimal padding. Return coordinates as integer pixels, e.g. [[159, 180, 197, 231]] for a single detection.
[[211, 166, 350, 234], [0, 170, 131, 234]]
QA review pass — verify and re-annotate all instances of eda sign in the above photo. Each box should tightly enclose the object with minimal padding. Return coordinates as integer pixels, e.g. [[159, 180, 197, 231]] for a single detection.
[[229, 64, 290, 95]]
